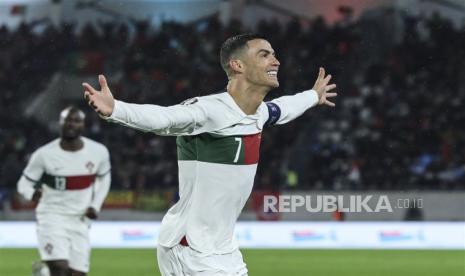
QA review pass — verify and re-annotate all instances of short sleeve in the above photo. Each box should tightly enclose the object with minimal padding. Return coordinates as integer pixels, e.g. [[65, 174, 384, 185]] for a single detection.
[[23, 150, 45, 182]]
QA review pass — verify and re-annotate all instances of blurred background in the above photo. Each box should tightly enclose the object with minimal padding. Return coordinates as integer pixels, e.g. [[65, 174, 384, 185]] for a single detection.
[[0, 0, 464, 275]]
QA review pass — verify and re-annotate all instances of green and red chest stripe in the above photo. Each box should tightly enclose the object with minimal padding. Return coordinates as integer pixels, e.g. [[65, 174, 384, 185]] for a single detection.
[[177, 132, 261, 165], [40, 173, 96, 190]]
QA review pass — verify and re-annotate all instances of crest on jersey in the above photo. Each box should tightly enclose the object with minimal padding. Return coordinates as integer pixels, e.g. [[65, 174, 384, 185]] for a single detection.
[[45, 243, 53, 255], [86, 161, 95, 173], [180, 97, 198, 105]]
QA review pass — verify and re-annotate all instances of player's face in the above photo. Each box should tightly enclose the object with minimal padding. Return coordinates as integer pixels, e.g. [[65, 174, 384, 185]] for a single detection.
[[61, 111, 84, 140], [243, 39, 280, 88]]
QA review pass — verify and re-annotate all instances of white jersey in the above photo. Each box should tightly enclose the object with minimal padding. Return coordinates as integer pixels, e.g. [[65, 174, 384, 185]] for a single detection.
[[17, 137, 111, 215], [107, 90, 318, 254]]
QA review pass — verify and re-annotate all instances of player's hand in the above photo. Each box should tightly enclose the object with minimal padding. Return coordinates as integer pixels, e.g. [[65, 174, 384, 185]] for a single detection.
[[82, 75, 115, 117], [31, 189, 42, 204], [312, 67, 337, 107], [85, 207, 98, 220]]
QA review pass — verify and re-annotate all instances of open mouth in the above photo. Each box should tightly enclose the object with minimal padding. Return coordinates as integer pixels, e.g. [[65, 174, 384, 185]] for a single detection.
[[267, 70, 278, 77]]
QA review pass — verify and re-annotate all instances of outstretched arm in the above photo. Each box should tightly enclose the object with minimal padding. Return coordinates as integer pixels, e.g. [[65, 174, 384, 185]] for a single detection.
[[265, 67, 337, 126], [83, 75, 209, 135]]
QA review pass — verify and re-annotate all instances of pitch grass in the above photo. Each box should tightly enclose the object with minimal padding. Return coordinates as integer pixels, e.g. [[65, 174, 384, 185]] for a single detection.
[[1, 249, 464, 276]]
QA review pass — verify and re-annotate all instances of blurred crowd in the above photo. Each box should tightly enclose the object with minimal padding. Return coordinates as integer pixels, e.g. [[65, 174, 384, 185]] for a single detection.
[[0, 8, 464, 196]]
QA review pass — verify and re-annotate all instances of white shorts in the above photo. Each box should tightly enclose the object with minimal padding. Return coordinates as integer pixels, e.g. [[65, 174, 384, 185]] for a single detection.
[[36, 213, 91, 273], [157, 244, 248, 276]]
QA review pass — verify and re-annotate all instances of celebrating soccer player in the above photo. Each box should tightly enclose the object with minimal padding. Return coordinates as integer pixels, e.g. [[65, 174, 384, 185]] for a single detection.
[[83, 34, 336, 275]]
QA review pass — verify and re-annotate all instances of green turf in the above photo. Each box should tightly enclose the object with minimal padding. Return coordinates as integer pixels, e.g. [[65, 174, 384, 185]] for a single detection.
[[0, 249, 464, 276]]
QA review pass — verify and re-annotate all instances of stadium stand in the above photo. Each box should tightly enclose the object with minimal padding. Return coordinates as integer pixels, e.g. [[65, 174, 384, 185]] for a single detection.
[[1, 11, 464, 200]]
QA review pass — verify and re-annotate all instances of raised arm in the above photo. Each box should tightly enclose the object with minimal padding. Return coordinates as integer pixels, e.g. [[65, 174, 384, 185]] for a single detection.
[[265, 67, 337, 126], [83, 75, 209, 136]]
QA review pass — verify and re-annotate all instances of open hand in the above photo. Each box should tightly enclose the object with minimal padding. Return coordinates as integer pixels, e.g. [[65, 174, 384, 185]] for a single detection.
[[82, 75, 115, 117], [312, 67, 338, 107]]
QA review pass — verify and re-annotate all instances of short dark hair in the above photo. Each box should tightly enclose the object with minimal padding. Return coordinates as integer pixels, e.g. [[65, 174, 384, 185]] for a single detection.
[[220, 33, 266, 77]]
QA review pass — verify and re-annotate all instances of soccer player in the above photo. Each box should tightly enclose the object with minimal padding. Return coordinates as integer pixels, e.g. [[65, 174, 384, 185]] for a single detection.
[[17, 106, 111, 276], [83, 34, 336, 275]]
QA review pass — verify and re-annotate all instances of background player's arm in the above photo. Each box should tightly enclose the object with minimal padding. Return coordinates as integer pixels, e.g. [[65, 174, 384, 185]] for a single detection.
[[265, 67, 337, 126], [17, 150, 45, 202], [89, 147, 112, 215], [85, 173, 111, 219], [83, 75, 209, 136]]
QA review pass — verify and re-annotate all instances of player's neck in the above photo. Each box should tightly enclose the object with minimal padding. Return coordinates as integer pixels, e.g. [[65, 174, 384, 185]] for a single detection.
[[227, 79, 268, 115], [60, 137, 84, 152]]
